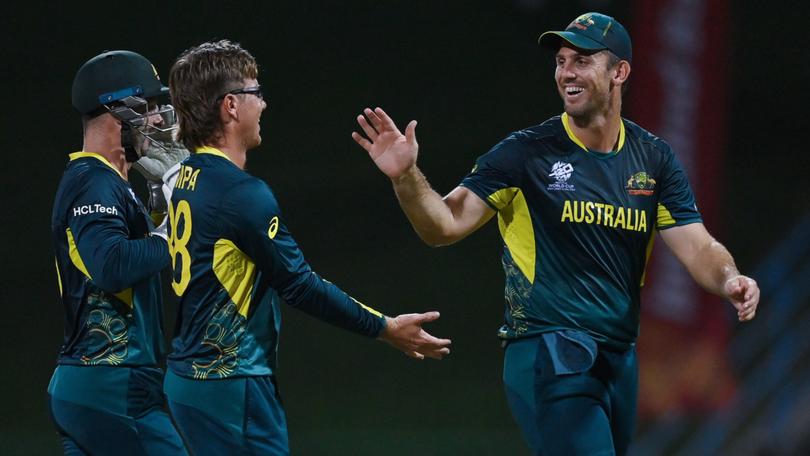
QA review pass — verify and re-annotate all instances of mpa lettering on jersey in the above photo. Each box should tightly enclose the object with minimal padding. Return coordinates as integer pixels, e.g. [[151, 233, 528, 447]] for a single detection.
[[175, 165, 200, 191], [72, 204, 119, 217], [560, 200, 648, 232]]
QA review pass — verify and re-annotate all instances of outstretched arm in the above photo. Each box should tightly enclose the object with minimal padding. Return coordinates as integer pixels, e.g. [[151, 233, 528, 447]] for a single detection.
[[220, 179, 452, 359], [379, 311, 451, 360], [660, 223, 760, 321], [352, 107, 494, 246]]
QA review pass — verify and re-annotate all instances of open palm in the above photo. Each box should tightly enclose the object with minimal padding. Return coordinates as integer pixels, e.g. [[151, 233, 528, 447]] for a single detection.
[[352, 107, 418, 179], [379, 311, 451, 360]]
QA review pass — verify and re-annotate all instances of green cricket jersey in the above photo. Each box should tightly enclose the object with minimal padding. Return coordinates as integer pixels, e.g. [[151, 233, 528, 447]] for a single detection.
[[51, 152, 169, 367], [461, 114, 701, 350], [167, 147, 386, 380]]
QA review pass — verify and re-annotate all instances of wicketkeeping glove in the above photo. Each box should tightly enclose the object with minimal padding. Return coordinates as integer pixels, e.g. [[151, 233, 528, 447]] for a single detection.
[[131, 106, 189, 214], [133, 140, 189, 183], [149, 164, 182, 241], [133, 140, 189, 214]]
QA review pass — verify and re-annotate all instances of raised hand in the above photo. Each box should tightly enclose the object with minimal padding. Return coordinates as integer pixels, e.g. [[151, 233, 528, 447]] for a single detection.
[[352, 107, 418, 179], [724, 275, 760, 321], [379, 311, 451, 360]]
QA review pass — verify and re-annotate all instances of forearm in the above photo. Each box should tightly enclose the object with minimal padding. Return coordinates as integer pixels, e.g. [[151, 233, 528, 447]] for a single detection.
[[90, 236, 170, 291], [687, 238, 740, 296], [282, 271, 387, 338], [391, 166, 458, 246]]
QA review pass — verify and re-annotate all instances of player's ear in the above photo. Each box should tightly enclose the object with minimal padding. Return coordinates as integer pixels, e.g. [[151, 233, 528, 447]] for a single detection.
[[613, 61, 631, 85], [220, 94, 239, 123]]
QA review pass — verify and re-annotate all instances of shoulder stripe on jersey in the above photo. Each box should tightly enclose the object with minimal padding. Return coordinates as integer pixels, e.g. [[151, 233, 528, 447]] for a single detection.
[[561, 113, 626, 152], [54, 257, 63, 297], [68, 152, 125, 179], [350, 296, 384, 318], [114, 289, 133, 307], [491, 188, 536, 284], [640, 229, 657, 286], [66, 228, 92, 280], [213, 238, 256, 318], [487, 187, 518, 211], [656, 203, 676, 228]]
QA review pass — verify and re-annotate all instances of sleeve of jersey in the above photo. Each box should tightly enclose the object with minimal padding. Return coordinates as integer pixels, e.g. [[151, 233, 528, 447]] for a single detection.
[[656, 145, 703, 230], [67, 173, 169, 292], [221, 179, 386, 338], [459, 133, 525, 211]]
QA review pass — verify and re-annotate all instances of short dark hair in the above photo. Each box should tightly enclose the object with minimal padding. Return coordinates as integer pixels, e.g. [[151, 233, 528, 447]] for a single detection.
[[169, 39, 258, 152]]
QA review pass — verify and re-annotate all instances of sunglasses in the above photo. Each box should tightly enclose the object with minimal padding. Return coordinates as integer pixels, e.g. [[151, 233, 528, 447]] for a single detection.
[[217, 85, 263, 101]]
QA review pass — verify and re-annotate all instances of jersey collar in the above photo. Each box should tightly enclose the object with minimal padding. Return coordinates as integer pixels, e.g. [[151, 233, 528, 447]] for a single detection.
[[68, 152, 125, 179], [196, 146, 233, 162], [561, 112, 625, 157]]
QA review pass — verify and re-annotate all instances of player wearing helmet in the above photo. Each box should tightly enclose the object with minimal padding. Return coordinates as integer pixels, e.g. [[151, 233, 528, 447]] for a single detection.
[[48, 50, 188, 455]]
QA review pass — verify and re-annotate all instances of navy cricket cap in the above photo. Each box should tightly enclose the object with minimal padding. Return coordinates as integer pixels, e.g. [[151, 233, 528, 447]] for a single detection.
[[538, 12, 632, 63], [72, 50, 169, 115]]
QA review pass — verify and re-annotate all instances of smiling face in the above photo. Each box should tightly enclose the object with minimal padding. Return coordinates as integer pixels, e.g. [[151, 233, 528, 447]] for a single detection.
[[554, 45, 621, 120], [235, 78, 266, 150]]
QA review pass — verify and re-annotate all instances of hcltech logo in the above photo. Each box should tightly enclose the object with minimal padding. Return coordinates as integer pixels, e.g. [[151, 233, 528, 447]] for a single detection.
[[72, 204, 119, 217], [548, 161, 575, 191]]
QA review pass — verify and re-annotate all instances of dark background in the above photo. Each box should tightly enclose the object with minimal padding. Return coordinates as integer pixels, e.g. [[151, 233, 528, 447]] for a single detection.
[[1, 1, 808, 454]]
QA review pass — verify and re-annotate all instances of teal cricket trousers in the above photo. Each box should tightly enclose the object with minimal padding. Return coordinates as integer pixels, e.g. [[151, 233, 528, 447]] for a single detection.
[[503, 330, 638, 456], [164, 370, 289, 456], [48, 365, 187, 456]]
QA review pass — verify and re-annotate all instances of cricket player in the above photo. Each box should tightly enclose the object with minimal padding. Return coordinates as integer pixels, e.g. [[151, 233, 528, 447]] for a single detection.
[[352, 12, 760, 455], [163, 39, 451, 456], [49, 50, 188, 454]]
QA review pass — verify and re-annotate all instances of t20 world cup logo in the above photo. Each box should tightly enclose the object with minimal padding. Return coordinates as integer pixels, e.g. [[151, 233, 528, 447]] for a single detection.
[[549, 161, 574, 182]]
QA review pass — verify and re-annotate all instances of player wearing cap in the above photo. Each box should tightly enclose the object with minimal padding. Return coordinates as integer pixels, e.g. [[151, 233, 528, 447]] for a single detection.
[[163, 39, 451, 455], [352, 12, 760, 455], [48, 50, 188, 455]]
